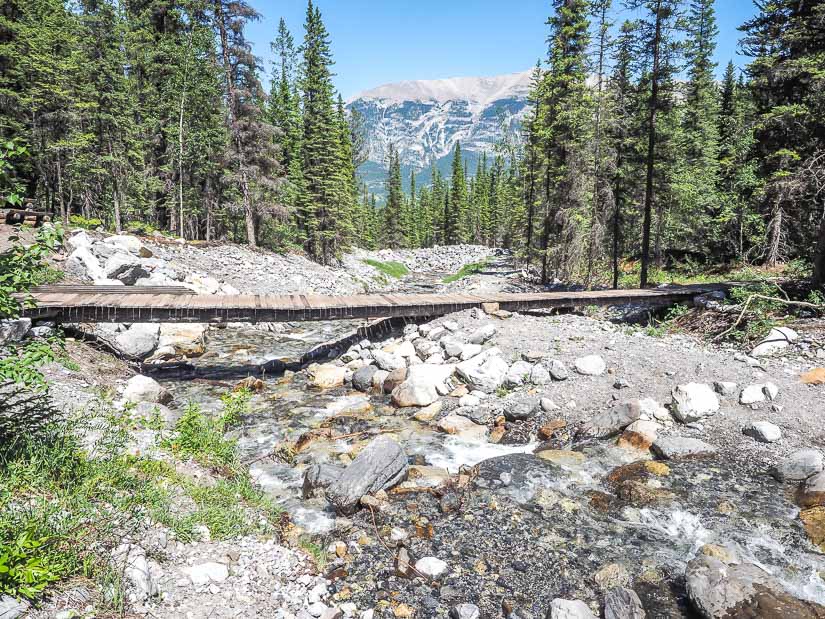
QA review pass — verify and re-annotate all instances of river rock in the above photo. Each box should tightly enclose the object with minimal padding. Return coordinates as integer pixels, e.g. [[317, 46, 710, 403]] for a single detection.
[[460, 344, 482, 360], [670, 383, 719, 423], [771, 449, 824, 482], [104, 253, 148, 285], [441, 337, 466, 359], [638, 398, 672, 423], [751, 326, 799, 357], [372, 370, 389, 392], [308, 364, 346, 389], [0, 318, 31, 345], [575, 355, 606, 376], [739, 382, 778, 405], [604, 588, 645, 619], [391, 364, 455, 407], [303, 463, 344, 499], [104, 234, 146, 255], [158, 323, 207, 356], [547, 360, 569, 381], [504, 360, 532, 388], [326, 436, 408, 514], [798, 471, 825, 508], [619, 420, 661, 451], [652, 436, 716, 460], [352, 365, 378, 392], [686, 553, 825, 618], [413, 401, 443, 422], [115, 323, 160, 359], [800, 507, 825, 552], [548, 599, 597, 619], [503, 397, 540, 422], [437, 414, 487, 441], [578, 401, 641, 440], [468, 324, 497, 345], [372, 350, 405, 372], [455, 347, 509, 393], [449, 604, 480, 619], [122, 375, 171, 404], [743, 421, 782, 443], [530, 363, 551, 385], [414, 557, 448, 579], [383, 367, 408, 393]]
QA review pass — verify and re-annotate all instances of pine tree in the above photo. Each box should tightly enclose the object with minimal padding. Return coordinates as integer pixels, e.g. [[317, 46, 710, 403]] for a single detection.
[[626, 0, 682, 287], [445, 142, 466, 245], [536, 0, 592, 282], [382, 143, 404, 248]]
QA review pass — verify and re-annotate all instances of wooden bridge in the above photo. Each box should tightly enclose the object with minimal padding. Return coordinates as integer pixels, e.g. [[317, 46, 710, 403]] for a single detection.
[[17, 283, 726, 324]]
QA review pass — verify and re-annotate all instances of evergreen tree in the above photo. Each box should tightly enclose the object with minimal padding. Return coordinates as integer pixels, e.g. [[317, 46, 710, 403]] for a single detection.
[[446, 141, 466, 244], [382, 143, 404, 248]]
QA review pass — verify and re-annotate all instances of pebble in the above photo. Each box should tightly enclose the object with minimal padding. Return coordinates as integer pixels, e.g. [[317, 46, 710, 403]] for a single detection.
[[414, 557, 449, 579], [743, 421, 782, 443]]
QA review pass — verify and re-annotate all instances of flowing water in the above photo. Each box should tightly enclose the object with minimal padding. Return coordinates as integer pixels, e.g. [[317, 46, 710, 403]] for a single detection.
[[153, 270, 825, 607]]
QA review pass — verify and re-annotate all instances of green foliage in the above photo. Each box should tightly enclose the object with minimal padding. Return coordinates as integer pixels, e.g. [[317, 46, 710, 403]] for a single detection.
[[0, 529, 64, 600], [0, 338, 59, 390], [442, 260, 489, 283], [298, 537, 327, 569], [220, 388, 252, 426], [0, 224, 64, 318], [163, 402, 237, 468], [0, 140, 28, 208], [361, 259, 409, 279], [68, 215, 104, 230]]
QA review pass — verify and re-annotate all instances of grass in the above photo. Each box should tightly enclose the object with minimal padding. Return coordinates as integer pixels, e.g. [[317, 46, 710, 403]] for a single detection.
[[0, 371, 281, 607], [361, 258, 409, 279], [443, 259, 489, 283]]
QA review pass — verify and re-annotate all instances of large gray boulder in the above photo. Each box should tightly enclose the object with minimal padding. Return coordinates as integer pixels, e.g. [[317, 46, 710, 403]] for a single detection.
[[391, 363, 455, 407], [66, 245, 106, 281], [686, 554, 825, 618], [115, 323, 160, 359], [0, 318, 31, 346], [503, 360, 532, 388], [325, 436, 408, 513], [0, 594, 29, 619], [574, 355, 606, 376], [455, 347, 509, 393], [771, 449, 823, 482], [468, 324, 497, 345], [303, 463, 345, 499], [104, 253, 149, 285], [578, 401, 641, 440], [372, 350, 405, 372]]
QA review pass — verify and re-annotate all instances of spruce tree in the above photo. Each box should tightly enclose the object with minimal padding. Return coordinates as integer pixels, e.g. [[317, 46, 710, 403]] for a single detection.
[[446, 142, 466, 245], [382, 143, 404, 248]]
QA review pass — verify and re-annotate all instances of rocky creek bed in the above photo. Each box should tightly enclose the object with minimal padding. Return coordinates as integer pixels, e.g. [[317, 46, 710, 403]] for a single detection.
[[3, 230, 825, 618]]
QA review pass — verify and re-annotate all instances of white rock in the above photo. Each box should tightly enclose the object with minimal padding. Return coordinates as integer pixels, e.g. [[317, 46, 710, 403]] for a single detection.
[[468, 324, 497, 345], [104, 234, 145, 255], [372, 350, 406, 372], [458, 394, 480, 408], [771, 449, 824, 481], [549, 598, 597, 619], [67, 230, 93, 251], [392, 364, 456, 407], [111, 544, 157, 601], [185, 561, 229, 586], [504, 360, 532, 388], [455, 348, 509, 393], [529, 363, 551, 385], [713, 381, 738, 397], [540, 398, 561, 412], [670, 383, 720, 423], [743, 421, 782, 443], [122, 375, 170, 404], [460, 344, 482, 360], [66, 245, 106, 281], [0, 318, 31, 345], [639, 398, 672, 423], [574, 355, 606, 376], [751, 327, 799, 357], [763, 382, 779, 401], [115, 323, 160, 359], [414, 556, 448, 579]]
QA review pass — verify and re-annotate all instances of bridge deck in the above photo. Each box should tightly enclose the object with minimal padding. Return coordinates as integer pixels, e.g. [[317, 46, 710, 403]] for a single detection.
[[17, 283, 724, 324]]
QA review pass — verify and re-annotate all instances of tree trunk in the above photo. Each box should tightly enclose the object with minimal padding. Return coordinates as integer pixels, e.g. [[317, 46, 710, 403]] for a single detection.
[[813, 207, 825, 287], [640, 0, 663, 289], [766, 204, 783, 267], [56, 154, 67, 226]]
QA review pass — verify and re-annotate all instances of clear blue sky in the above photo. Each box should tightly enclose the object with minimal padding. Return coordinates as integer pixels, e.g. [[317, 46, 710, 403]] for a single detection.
[[245, 1, 759, 100]]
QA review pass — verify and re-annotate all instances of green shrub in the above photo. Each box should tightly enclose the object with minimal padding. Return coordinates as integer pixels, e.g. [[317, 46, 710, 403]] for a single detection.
[[362, 259, 409, 279], [68, 215, 103, 230], [0, 529, 64, 599], [163, 402, 237, 468]]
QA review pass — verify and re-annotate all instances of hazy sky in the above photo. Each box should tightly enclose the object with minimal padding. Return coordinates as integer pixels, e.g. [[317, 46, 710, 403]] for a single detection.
[[245, 1, 760, 100]]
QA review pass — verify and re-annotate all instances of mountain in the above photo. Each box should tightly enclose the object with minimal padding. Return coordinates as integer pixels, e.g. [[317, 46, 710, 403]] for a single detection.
[[347, 70, 532, 195]]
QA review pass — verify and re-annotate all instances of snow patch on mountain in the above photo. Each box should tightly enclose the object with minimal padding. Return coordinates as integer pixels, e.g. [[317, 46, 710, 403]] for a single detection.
[[347, 70, 532, 183]]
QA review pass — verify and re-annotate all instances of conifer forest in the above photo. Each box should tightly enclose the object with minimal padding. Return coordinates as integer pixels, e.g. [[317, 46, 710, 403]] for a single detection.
[[1, 0, 824, 287]]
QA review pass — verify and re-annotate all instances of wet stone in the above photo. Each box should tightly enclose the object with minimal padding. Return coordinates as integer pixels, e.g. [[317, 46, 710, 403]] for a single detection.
[[652, 436, 717, 460], [603, 587, 645, 619], [772, 449, 823, 482]]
